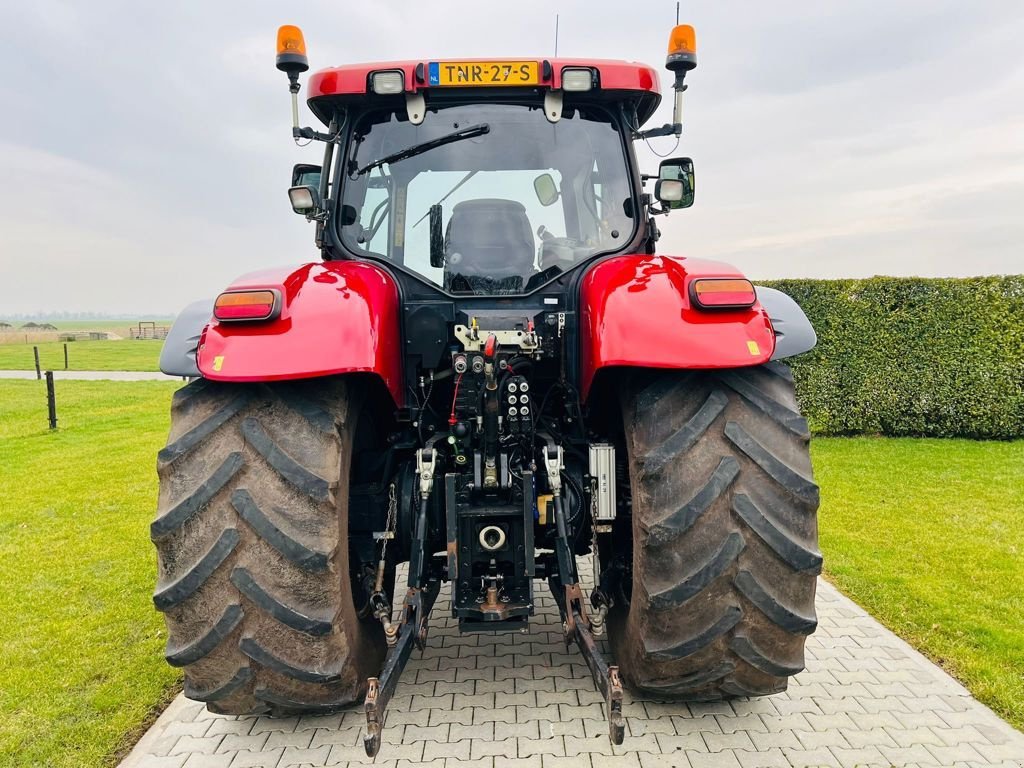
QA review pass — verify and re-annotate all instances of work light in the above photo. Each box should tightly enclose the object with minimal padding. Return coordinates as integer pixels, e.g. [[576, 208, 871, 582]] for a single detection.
[[371, 71, 405, 95], [561, 68, 595, 92]]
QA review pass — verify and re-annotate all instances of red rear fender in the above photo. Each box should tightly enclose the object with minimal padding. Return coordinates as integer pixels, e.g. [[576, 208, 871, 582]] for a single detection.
[[579, 255, 775, 400], [197, 262, 404, 406]]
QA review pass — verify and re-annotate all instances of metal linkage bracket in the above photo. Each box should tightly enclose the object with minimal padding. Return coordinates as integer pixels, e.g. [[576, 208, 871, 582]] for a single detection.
[[454, 324, 540, 354], [543, 443, 564, 492], [365, 443, 441, 757], [541, 431, 622, 742], [416, 448, 437, 500], [549, 578, 625, 745], [363, 581, 441, 757], [540, 435, 578, 590], [544, 88, 564, 123]]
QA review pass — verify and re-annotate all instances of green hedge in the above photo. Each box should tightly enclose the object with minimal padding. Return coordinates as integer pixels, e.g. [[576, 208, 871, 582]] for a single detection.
[[760, 276, 1024, 439]]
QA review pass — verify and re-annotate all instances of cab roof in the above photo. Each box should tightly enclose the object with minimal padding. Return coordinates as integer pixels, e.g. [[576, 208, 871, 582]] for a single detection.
[[307, 58, 662, 125]]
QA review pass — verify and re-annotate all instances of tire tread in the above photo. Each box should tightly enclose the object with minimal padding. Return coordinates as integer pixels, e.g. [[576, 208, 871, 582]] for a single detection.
[[612, 363, 819, 700], [153, 379, 384, 716]]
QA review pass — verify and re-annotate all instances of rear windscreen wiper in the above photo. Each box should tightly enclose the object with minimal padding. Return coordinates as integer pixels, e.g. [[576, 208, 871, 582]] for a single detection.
[[356, 123, 490, 176]]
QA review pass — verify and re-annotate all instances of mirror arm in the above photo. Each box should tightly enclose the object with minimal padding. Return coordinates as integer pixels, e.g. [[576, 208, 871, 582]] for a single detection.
[[294, 126, 340, 142], [305, 205, 329, 224], [634, 123, 677, 140]]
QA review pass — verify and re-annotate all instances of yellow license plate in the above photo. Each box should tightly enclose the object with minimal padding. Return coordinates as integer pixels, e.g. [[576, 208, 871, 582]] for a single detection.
[[428, 61, 539, 87]]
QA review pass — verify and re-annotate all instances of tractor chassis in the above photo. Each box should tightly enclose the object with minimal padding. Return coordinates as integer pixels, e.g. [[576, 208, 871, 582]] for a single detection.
[[362, 444, 625, 756]]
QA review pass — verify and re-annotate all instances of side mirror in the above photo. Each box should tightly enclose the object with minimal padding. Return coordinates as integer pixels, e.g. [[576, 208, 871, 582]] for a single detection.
[[655, 157, 695, 210], [292, 163, 321, 189], [288, 185, 322, 215], [533, 173, 560, 207], [289, 163, 323, 216]]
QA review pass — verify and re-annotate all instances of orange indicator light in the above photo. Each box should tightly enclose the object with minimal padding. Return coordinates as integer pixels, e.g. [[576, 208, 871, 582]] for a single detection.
[[214, 290, 279, 321], [691, 278, 756, 308]]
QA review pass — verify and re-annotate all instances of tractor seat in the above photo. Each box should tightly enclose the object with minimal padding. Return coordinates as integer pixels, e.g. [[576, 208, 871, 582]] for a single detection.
[[444, 199, 535, 282]]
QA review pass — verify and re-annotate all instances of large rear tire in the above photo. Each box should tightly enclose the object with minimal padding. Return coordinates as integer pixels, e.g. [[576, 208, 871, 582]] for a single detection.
[[152, 377, 387, 715], [610, 362, 821, 699]]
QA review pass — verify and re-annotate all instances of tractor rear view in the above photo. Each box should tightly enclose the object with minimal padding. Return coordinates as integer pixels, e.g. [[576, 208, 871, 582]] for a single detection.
[[155, 20, 821, 756]]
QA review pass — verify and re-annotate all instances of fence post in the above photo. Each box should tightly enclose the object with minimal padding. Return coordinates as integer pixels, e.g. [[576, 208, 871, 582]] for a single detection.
[[45, 371, 57, 430], [64, 343, 69, 370], [34, 346, 41, 380]]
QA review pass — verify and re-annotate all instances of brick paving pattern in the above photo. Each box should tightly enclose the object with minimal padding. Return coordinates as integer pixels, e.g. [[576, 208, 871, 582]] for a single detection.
[[120, 563, 1024, 768]]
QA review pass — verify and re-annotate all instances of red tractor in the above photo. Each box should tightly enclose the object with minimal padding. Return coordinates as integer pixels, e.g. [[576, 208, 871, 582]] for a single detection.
[[156, 21, 820, 756]]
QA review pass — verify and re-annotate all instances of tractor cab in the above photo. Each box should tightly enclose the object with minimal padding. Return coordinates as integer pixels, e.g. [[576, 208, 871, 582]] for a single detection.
[[280, 37, 697, 297]]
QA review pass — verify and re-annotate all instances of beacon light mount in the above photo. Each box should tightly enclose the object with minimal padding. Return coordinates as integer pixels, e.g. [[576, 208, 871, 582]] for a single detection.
[[636, 24, 697, 140], [275, 25, 336, 142]]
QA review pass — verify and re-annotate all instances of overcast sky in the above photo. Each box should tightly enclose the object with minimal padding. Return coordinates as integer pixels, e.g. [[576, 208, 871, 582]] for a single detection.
[[1, 1, 1022, 315]]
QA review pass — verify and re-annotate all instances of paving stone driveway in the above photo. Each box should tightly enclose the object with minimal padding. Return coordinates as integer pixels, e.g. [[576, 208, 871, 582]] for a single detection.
[[121, 562, 1024, 768]]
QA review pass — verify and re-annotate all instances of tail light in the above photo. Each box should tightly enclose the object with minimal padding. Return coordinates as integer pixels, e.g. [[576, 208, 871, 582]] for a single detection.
[[214, 290, 280, 322], [690, 278, 756, 309]]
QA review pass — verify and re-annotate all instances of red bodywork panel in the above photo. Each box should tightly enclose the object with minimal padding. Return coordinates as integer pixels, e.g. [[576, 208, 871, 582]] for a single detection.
[[308, 58, 659, 99], [196, 262, 404, 406], [579, 255, 776, 400]]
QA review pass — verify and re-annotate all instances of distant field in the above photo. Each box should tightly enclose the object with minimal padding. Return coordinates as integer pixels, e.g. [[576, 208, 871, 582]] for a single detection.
[[0, 320, 173, 345], [0, 340, 162, 372], [0, 320, 171, 332]]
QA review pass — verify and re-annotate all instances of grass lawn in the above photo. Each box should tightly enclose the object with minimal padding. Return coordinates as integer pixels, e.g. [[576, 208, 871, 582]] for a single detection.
[[0, 340, 162, 372], [813, 437, 1024, 731], [0, 380, 1021, 765], [0, 380, 181, 767]]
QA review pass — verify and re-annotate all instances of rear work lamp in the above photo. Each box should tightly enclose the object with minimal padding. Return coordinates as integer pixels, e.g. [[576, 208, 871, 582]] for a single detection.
[[371, 70, 405, 94], [690, 278, 756, 309], [561, 67, 595, 92], [288, 185, 321, 214], [214, 290, 281, 322]]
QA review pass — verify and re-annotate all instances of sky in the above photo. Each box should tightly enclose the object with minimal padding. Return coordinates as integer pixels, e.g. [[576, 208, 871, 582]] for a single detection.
[[0, 1, 1022, 315]]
